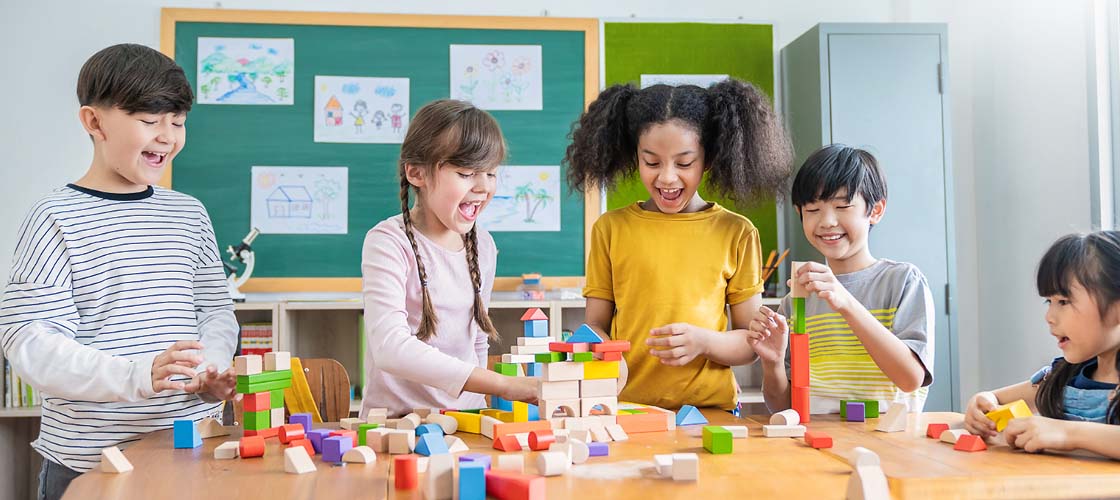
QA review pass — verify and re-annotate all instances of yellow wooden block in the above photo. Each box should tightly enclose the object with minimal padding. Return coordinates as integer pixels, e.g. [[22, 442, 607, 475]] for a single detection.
[[583, 361, 620, 380], [513, 401, 529, 422], [985, 399, 1033, 431], [444, 411, 482, 434], [480, 409, 504, 420], [497, 411, 516, 423]]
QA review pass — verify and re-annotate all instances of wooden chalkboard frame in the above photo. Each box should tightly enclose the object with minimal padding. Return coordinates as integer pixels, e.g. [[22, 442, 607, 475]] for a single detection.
[[158, 8, 599, 292]]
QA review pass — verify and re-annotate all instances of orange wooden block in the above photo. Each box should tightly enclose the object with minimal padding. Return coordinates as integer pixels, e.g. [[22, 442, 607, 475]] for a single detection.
[[493, 435, 522, 452], [528, 430, 554, 451], [791, 385, 810, 424], [927, 423, 950, 439], [548, 342, 588, 353], [330, 430, 358, 447], [595, 351, 622, 361], [590, 340, 631, 353], [804, 431, 832, 449], [616, 412, 667, 433], [954, 434, 987, 452], [492, 420, 551, 440], [243, 426, 279, 439], [278, 424, 305, 444], [243, 392, 270, 413], [485, 469, 546, 500], [239, 435, 265, 458], [289, 438, 314, 456], [394, 455, 418, 490]]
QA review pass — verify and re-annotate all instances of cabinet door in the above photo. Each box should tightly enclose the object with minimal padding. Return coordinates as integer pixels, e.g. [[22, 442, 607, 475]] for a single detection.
[[827, 33, 955, 410]]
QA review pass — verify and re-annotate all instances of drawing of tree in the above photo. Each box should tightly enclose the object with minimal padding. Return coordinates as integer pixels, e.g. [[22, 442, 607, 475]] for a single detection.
[[314, 178, 342, 220], [514, 183, 553, 223], [527, 188, 553, 222], [276, 87, 289, 101], [261, 75, 272, 88]]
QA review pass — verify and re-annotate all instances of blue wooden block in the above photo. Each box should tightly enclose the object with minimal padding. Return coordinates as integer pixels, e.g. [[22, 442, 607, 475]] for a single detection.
[[322, 436, 352, 462], [459, 462, 486, 500], [415, 433, 449, 456], [494, 396, 513, 411], [459, 453, 491, 470], [527, 404, 540, 421], [675, 405, 709, 426], [415, 423, 444, 438], [173, 419, 201, 449], [567, 324, 603, 344], [587, 442, 609, 456], [289, 413, 313, 433], [526, 362, 542, 377], [524, 319, 549, 338], [307, 429, 332, 453]]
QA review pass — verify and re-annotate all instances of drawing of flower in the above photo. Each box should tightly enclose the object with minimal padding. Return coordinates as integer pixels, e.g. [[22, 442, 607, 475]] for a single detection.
[[511, 57, 532, 76], [482, 51, 505, 72], [464, 65, 476, 78]]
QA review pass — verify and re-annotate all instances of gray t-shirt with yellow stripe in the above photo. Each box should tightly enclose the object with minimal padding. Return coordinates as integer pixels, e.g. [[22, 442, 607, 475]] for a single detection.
[[781, 258, 935, 414]]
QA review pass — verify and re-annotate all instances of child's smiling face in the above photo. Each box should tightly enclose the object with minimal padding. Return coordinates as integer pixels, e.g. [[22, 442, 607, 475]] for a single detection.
[[1045, 281, 1120, 364], [798, 188, 884, 267], [86, 106, 185, 190], [636, 120, 707, 214]]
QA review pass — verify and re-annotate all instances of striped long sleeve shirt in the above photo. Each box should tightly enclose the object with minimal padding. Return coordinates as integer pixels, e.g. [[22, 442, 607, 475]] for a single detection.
[[0, 184, 238, 472]]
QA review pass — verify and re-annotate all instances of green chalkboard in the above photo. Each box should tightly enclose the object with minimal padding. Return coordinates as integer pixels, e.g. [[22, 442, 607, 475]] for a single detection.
[[167, 11, 594, 281], [603, 22, 780, 258]]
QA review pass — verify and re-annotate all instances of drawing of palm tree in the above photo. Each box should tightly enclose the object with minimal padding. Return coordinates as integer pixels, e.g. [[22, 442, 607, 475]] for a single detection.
[[514, 183, 534, 221], [527, 188, 553, 222]]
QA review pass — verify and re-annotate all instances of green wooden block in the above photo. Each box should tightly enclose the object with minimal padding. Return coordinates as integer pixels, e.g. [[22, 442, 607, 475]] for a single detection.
[[840, 400, 879, 419], [703, 426, 733, 454], [237, 369, 292, 386], [535, 352, 565, 363], [270, 388, 285, 409], [237, 377, 292, 394], [357, 424, 379, 445], [243, 409, 270, 430], [494, 363, 518, 376], [457, 409, 483, 414], [570, 352, 594, 362], [791, 297, 806, 334]]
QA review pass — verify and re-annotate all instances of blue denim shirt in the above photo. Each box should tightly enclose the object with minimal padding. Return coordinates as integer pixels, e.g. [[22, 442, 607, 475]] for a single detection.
[[1031, 357, 1117, 423]]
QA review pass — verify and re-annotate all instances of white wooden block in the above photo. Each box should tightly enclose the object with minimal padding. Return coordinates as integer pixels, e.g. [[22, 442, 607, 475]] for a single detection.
[[569, 429, 590, 444], [539, 381, 580, 400], [762, 424, 806, 438], [198, 417, 231, 439], [570, 439, 590, 464], [542, 362, 584, 382], [444, 435, 470, 454], [723, 425, 749, 438], [654, 454, 673, 477], [342, 446, 377, 464], [846, 447, 889, 500], [270, 407, 285, 428], [770, 409, 801, 426], [553, 429, 570, 443], [512, 345, 549, 355], [388, 430, 415, 454], [671, 453, 699, 481], [340, 417, 364, 430], [234, 355, 262, 376], [564, 418, 588, 432], [592, 414, 618, 426], [579, 378, 618, 398], [264, 351, 291, 371], [605, 424, 629, 442], [397, 413, 422, 431], [416, 457, 429, 473], [367, 428, 392, 453], [426, 414, 459, 435], [939, 429, 969, 444], [536, 451, 570, 476], [425, 454, 454, 500], [876, 402, 909, 433], [495, 454, 524, 473], [284, 446, 317, 474], [513, 432, 531, 449], [385, 418, 401, 429], [101, 446, 133, 473], [214, 441, 239, 460], [549, 442, 572, 462], [791, 261, 809, 298], [366, 409, 388, 426], [518, 337, 552, 346], [541, 399, 581, 419], [580, 396, 619, 417], [502, 353, 537, 364], [589, 425, 612, 443], [480, 416, 501, 439]]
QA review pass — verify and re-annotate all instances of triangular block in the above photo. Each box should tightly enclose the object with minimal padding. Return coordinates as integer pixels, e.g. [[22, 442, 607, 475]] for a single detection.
[[567, 324, 603, 344], [101, 446, 133, 473], [493, 435, 522, 452], [926, 423, 950, 439], [875, 402, 908, 433], [284, 446, 317, 474], [415, 433, 450, 456], [520, 308, 548, 321], [954, 434, 988, 452], [675, 405, 708, 426]]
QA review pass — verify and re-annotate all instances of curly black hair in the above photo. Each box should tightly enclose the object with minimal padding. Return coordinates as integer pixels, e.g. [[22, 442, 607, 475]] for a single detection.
[[563, 78, 792, 206]]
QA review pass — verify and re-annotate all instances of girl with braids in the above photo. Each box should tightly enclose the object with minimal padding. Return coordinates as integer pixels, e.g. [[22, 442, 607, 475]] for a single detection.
[[565, 79, 792, 410], [360, 99, 538, 417], [963, 231, 1120, 458]]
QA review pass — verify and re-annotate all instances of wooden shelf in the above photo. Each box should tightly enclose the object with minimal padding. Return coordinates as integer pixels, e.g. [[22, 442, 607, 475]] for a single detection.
[[0, 407, 41, 418]]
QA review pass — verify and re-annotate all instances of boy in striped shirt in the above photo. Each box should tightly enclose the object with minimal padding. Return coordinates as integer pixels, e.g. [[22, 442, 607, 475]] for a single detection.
[[0, 44, 239, 499], [747, 144, 935, 415]]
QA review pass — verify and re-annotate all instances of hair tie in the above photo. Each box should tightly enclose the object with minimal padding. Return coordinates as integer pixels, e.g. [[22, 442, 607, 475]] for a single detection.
[[420, 279, 428, 287]]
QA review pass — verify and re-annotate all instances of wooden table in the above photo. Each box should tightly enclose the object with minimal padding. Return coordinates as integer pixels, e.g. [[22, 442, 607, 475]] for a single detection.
[[63, 410, 1120, 499]]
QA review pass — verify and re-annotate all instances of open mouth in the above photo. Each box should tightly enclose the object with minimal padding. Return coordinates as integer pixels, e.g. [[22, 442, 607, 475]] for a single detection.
[[141, 151, 168, 167], [657, 188, 683, 203], [1057, 336, 1070, 349], [818, 233, 846, 244], [458, 201, 482, 221]]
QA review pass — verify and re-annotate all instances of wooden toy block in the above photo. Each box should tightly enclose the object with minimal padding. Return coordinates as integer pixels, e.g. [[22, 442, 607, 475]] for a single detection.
[[568, 429, 591, 444], [790, 333, 810, 387], [770, 408, 801, 426], [485, 469, 546, 500], [496, 411, 516, 423], [582, 361, 620, 380], [493, 435, 522, 452], [676, 405, 709, 426], [703, 426, 733, 454], [415, 433, 449, 456], [954, 434, 988, 452], [342, 445, 377, 463], [270, 407, 285, 428], [579, 378, 617, 398], [284, 446, 317, 474], [330, 429, 358, 447], [671, 453, 699, 481], [804, 431, 833, 449], [100, 446, 133, 473], [513, 433, 531, 449], [394, 454, 418, 490], [214, 441, 240, 460], [234, 354, 263, 376], [723, 425, 749, 438], [459, 461, 487, 500], [535, 352, 566, 363], [416, 423, 444, 438], [540, 381, 580, 400], [548, 441, 572, 462], [242, 426, 279, 439], [198, 417, 231, 439], [513, 401, 530, 422], [926, 423, 950, 439], [397, 413, 422, 431], [540, 399, 580, 419], [173, 420, 201, 449], [595, 351, 623, 361], [289, 438, 315, 457], [638, 404, 677, 430], [616, 412, 668, 434], [279, 423, 305, 444], [542, 362, 584, 382], [568, 324, 604, 343], [502, 353, 537, 364], [243, 392, 270, 413], [589, 425, 612, 443], [986, 399, 1033, 431], [846, 447, 889, 500], [289, 413, 313, 433], [939, 429, 969, 444], [569, 438, 590, 464], [536, 451, 569, 476], [520, 308, 549, 322], [494, 453, 525, 472], [480, 416, 501, 439], [605, 424, 629, 441], [494, 363, 520, 376], [876, 402, 908, 433], [529, 430, 555, 451], [791, 385, 811, 424], [323, 435, 353, 462], [356, 424, 379, 445], [239, 435, 266, 458], [445, 435, 470, 453], [235, 369, 293, 393], [388, 429, 416, 454], [570, 352, 595, 362], [460, 453, 492, 470], [480, 409, 505, 419], [581, 396, 618, 417], [763, 424, 807, 438], [264, 351, 291, 371], [366, 428, 392, 453], [413, 408, 433, 419], [587, 441, 609, 457], [366, 409, 388, 426], [549, 342, 589, 353], [524, 319, 549, 338], [270, 388, 285, 409], [518, 336, 552, 346], [791, 261, 809, 298], [654, 454, 673, 478], [427, 413, 461, 434], [512, 345, 550, 355], [590, 340, 631, 353], [305, 429, 331, 452], [845, 402, 866, 422]]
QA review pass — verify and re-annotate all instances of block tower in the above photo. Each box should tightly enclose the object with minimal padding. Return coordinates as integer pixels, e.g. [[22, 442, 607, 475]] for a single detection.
[[235, 352, 293, 436], [790, 262, 810, 423], [536, 324, 629, 419]]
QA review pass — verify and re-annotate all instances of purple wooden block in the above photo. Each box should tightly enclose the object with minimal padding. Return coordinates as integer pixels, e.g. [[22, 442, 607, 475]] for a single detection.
[[459, 453, 492, 470], [289, 413, 313, 433], [322, 436, 352, 463], [307, 428, 332, 453], [846, 402, 866, 422], [587, 442, 609, 457]]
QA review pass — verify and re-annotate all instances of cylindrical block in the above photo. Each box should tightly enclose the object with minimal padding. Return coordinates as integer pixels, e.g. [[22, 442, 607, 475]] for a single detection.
[[394, 454, 418, 490], [528, 430, 555, 451], [536, 451, 569, 476], [239, 435, 265, 458], [279, 424, 305, 444]]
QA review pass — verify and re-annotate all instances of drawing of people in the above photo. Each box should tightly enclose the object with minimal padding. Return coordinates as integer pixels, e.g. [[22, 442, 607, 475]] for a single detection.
[[372, 110, 387, 130], [350, 99, 368, 134], [390, 103, 405, 134]]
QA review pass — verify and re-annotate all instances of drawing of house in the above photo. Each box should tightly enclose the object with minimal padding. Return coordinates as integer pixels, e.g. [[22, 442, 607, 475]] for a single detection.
[[324, 95, 344, 126], [267, 186, 313, 218]]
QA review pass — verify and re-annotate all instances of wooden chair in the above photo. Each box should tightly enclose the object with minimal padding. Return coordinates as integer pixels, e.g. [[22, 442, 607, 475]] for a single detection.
[[229, 357, 352, 425]]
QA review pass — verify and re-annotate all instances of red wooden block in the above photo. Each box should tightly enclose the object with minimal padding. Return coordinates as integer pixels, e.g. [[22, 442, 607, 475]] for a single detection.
[[485, 469, 546, 500], [790, 334, 809, 387], [590, 340, 631, 353], [289, 438, 315, 456], [595, 351, 623, 361], [243, 392, 271, 413], [804, 431, 833, 449], [548, 342, 588, 353], [954, 434, 987, 452], [926, 423, 950, 439], [330, 430, 358, 447], [528, 430, 555, 451], [492, 420, 551, 440], [239, 435, 265, 458], [279, 423, 305, 444], [243, 426, 279, 439], [394, 455, 418, 490], [520, 308, 548, 321], [791, 385, 810, 424], [493, 435, 522, 452]]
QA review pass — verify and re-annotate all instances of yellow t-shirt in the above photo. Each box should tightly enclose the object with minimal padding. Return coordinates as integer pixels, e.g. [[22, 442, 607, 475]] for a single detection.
[[583, 202, 764, 410]]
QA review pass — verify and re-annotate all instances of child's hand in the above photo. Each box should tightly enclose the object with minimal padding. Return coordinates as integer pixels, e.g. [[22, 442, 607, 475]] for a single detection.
[[1004, 416, 1076, 453], [792, 262, 857, 313], [151, 341, 205, 393], [186, 365, 240, 403], [746, 306, 789, 364], [646, 323, 712, 366], [963, 391, 1000, 438], [503, 376, 541, 406]]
